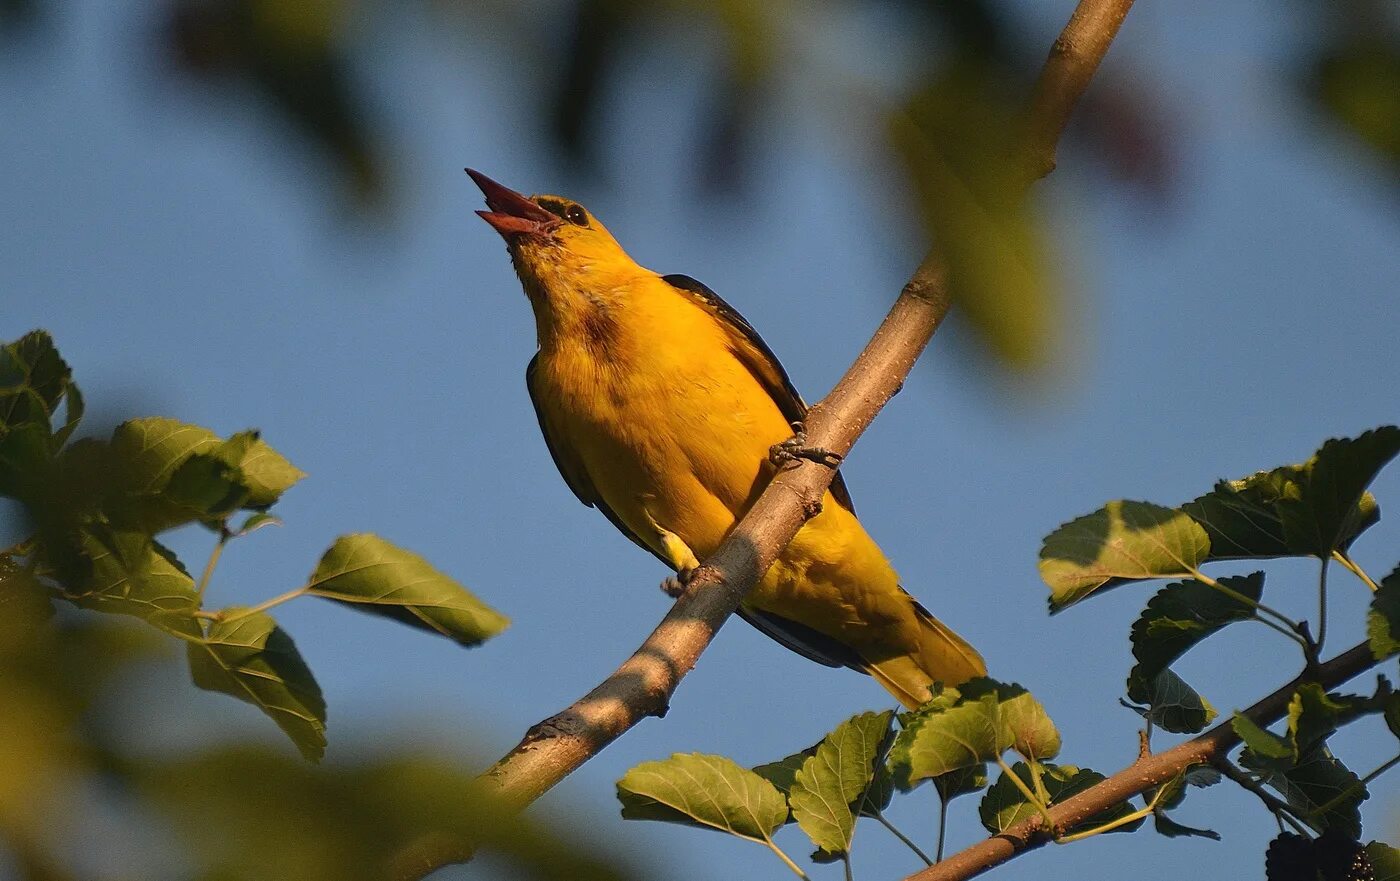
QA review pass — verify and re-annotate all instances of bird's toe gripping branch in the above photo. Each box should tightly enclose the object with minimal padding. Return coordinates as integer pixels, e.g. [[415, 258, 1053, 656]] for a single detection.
[[768, 421, 844, 470], [659, 566, 699, 598]]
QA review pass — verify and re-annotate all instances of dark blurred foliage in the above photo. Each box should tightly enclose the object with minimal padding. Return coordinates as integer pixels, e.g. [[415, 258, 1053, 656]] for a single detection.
[[1303, 0, 1400, 181], [0, 571, 645, 880]]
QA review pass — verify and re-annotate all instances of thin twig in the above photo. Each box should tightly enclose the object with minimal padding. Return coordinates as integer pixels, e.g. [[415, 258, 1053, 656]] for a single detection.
[[1212, 758, 1318, 837], [900, 641, 1379, 881]]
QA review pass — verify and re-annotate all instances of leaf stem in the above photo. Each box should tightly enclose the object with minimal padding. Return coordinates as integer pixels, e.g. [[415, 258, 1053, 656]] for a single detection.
[[1212, 758, 1318, 837], [1332, 550, 1380, 592], [842, 852, 855, 881], [217, 584, 309, 624], [1053, 782, 1172, 844], [994, 755, 1056, 833], [1190, 568, 1301, 634], [935, 799, 949, 864], [871, 811, 934, 866], [195, 526, 230, 603], [1316, 558, 1330, 653], [763, 839, 814, 881]]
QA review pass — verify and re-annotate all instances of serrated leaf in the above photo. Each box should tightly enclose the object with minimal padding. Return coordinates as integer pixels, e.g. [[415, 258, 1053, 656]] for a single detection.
[[978, 762, 1142, 836], [1131, 573, 1263, 681], [1288, 683, 1350, 757], [961, 678, 1061, 761], [1369, 567, 1400, 660], [1182, 474, 1295, 561], [888, 687, 1000, 787], [1290, 427, 1400, 556], [224, 431, 306, 507], [1368, 841, 1400, 881], [68, 526, 201, 636], [1184, 765, 1223, 787], [1244, 745, 1366, 838], [0, 330, 75, 436], [1126, 667, 1217, 734], [789, 710, 893, 856], [616, 754, 787, 841], [306, 534, 508, 647], [188, 610, 327, 762], [1040, 500, 1210, 611]]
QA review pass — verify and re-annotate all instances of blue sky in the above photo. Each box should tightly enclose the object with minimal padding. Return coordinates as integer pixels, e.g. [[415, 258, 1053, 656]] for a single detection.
[[2, 1, 1398, 879]]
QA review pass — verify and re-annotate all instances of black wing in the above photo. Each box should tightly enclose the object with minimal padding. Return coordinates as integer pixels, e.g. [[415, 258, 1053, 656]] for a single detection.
[[526, 354, 668, 566], [661, 273, 854, 513]]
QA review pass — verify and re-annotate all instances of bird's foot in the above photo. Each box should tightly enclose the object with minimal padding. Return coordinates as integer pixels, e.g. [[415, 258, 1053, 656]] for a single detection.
[[769, 421, 844, 469], [660, 566, 699, 598]]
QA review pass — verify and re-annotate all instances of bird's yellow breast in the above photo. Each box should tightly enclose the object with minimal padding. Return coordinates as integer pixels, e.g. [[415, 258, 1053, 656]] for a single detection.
[[531, 274, 793, 559]]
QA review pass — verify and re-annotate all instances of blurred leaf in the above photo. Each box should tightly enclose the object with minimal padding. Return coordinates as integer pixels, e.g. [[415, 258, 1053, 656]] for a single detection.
[[1040, 500, 1210, 611], [1131, 573, 1263, 680], [1368, 566, 1400, 659], [0, 330, 72, 434], [1126, 667, 1217, 734], [188, 609, 327, 761], [978, 762, 1142, 836], [1310, 38, 1400, 171], [788, 710, 893, 857], [236, 511, 283, 536], [893, 61, 1058, 370], [68, 525, 201, 637], [307, 533, 508, 647], [616, 753, 787, 841]]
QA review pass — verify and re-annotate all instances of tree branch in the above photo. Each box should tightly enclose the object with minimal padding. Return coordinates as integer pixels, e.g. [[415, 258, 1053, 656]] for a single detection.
[[459, 0, 1137, 852], [1023, 0, 1136, 181], [902, 641, 1380, 881]]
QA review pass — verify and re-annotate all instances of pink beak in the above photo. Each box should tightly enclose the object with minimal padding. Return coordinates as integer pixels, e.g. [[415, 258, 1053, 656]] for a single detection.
[[466, 168, 559, 239]]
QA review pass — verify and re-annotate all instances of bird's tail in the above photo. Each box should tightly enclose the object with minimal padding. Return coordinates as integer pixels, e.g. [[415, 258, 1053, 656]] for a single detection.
[[865, 597, 986, 710]]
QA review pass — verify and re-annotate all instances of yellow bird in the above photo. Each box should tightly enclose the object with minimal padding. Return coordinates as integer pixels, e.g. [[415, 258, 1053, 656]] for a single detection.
[[468, 169, 985, 708]]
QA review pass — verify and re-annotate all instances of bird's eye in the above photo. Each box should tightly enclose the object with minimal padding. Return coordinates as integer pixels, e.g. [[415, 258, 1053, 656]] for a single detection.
[[564, 204, 588, 226]]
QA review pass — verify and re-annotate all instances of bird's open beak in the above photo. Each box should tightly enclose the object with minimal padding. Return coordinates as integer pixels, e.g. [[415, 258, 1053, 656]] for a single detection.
[[466, 168, 559, 239]]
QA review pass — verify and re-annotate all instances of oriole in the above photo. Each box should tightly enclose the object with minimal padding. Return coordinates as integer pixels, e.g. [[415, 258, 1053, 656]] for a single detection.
[[468, 169, 985, 708]]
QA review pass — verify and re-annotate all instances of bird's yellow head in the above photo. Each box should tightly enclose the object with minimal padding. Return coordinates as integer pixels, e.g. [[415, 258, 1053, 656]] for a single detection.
[[467, 168, 644, 343]]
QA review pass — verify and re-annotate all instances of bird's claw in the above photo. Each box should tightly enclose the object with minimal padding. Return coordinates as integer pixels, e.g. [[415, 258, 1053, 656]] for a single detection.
[[769, 422, 843, 469], [660, 566, 699, 598]]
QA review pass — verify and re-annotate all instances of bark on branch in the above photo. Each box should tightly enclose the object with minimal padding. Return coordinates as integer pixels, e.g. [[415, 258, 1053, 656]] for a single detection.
[[465, 0, 1136, 845], [902, 641, 1381, 881]]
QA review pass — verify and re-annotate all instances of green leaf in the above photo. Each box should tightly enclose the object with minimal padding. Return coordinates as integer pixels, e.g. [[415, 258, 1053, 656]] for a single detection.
[[236, 512, 283, 536], [1368, 566, 1400, 660], [1182, 474, 1295, 561], [110, 417, 221, 494], [616, 754, 787, 841], [751, 745, 818, 797], [222, 431, 306, 507], [306, 534, 508, 647], [1386, 692, 1400, 740], [1145, 771, 1221, 840], [162, 452, 252, 520], [1126, 667, 1217, 734], [932, 764, 989, 803], [1131, 573, 1263, 680], [1232, 714, 1296, 771], [1288, 427, 1400, 556], [888, 686, 1001, 787], [789, 710, 893, 857], [978, 762, 1142, 836], [68, 526, 201, 636], [0, 330, 75, 436], [0, 420, 54, 503], [1244, 746, 1366, 838], [188, 610, 327, 762], [1368, 841, 1400, 881], [1040, 500, 1210, 611], [1287, 683, 1350, 757], [961, 678, 1061, 761]]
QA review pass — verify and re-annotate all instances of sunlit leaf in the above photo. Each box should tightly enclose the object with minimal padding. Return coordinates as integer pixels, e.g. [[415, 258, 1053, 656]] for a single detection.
[[788, 710, 892, 857], [223, 431, 305, 507], [68, 526, 201, 637], [110, 417, 221, 494], [1233, 714, 1295, 771], [307, 534, 508, 647], [1040, 501, 1210, 611], [1131, 573, 1263, 680], [1287, 683, 1350, 758], [888, 686, 1000, 787], [962, 678, 1061, 761], [978, 762, 1141, 836], [188, 610, 327, 762], [616, 753, 787, 841]]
